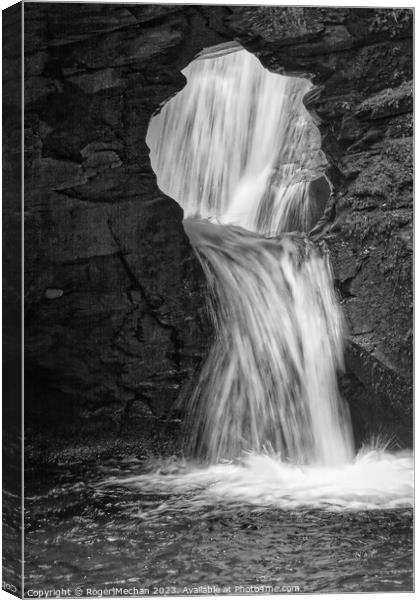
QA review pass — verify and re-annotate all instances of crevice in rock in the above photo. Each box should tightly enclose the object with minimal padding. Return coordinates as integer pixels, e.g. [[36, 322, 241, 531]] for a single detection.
[[106, 217, 183, 371], [336, 276, 357, 299]]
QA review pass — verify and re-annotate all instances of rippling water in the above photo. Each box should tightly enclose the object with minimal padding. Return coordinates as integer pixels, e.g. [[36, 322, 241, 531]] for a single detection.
[[25, 449, 413, 594]]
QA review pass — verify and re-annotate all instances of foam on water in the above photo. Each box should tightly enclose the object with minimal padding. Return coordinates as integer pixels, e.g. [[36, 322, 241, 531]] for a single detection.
[[101, 448, 413, 514]]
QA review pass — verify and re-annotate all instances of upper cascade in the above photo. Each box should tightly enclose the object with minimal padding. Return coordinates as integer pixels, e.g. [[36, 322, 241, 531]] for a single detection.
[[147, 46, 328, 235]]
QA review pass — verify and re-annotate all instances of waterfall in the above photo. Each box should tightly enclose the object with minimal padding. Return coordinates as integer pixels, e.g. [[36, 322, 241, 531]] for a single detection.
[[147, 45, 354, 466], [184, 221, 353, 465], [147, 45, 328, 234]]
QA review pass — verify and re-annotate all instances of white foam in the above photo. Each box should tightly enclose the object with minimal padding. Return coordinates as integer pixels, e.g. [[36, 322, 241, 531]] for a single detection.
[[102, 448, 413, 514]]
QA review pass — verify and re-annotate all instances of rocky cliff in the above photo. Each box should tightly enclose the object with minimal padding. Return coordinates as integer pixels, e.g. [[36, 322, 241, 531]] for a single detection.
[[18, 4, 412, 451], [223, 7, 413, 445], [22, 4, 224, 444]]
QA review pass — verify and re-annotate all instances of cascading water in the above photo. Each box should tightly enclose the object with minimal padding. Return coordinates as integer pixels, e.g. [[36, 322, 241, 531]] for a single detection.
[[147, 45, 328, 234], [148, 45, 353, 466], [111, 44, 413, 513], [183, 222, 353, 465]]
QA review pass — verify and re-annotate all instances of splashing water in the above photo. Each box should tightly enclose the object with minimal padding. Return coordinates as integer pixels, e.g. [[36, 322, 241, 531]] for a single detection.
[[143, 46, 412, 509], [101, 448, 413, 515]]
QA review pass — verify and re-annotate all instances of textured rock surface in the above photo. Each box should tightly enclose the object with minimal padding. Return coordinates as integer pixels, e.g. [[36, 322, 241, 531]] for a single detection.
[[3, 5, 24, 591], [21, 5, 412, 446], [23, 3, 224, 436], [223, 6, 413, 445]]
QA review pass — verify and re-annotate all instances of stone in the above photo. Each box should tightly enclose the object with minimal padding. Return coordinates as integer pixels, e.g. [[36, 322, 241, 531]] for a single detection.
[[356, 81, 413, 120], [17, 4, 412, 448], [45, 289, 63, 300], [67, 21, 186, 70], [26, 158, 88, 191], [25, 76, 62, 105], [69, 68, 126, 94]]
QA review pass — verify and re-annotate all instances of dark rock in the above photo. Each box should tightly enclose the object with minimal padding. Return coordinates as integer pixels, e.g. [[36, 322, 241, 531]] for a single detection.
[[224, 6, 413, 441], [69, 68, 126, 94], [20, 4, 412, 448], [355, 81, 413, 120]]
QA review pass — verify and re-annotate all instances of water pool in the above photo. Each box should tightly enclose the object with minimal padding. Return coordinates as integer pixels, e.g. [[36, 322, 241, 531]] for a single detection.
[[25, 452, 413, 595]]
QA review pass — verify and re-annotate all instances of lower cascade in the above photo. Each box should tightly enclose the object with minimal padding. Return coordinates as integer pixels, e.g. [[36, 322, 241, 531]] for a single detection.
[[137, 44, 413, 510], [184, 220, 353, 465]]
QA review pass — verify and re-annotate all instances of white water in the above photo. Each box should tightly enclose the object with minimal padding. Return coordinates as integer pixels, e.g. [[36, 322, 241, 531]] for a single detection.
[[141, 46, 413, 510], [184, 220, 353, 465], [103, 448, 413, 514], [147, 45, 327, 234]]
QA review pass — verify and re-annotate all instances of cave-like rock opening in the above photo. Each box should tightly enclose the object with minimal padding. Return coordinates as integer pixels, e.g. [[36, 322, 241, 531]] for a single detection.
[[145, 42, 355, 466], [146, 42, 331, 236]]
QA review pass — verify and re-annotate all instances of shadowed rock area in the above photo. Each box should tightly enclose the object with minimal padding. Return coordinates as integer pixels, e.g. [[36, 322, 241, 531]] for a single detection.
[[11, 4, 412, 459]]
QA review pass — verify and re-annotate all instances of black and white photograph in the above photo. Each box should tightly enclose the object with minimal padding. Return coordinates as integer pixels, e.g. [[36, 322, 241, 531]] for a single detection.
[[2, 0, 414, 597]]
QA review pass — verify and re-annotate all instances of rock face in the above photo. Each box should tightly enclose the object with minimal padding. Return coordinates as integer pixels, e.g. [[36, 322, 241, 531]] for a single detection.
[[223, 7, 413, 445], [20, 5, 412, 446], [23, 3, 224, 435]]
